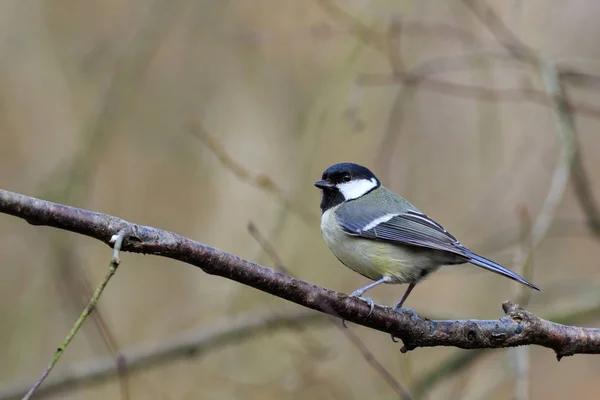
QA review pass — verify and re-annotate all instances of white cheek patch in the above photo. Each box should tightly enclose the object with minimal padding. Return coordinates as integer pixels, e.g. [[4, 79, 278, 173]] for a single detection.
[[337, 178, 378, 200]]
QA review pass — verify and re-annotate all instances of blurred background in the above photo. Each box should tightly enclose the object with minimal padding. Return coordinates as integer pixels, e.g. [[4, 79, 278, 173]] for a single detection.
[[2, 0, 600, 399]]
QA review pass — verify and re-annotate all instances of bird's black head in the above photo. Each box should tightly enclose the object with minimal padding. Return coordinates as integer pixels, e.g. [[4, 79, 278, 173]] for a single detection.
[[314, 163, 380, 213]]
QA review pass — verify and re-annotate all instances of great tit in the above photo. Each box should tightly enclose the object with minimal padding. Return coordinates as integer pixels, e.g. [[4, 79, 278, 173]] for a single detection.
[[315, 162, 540, 315]]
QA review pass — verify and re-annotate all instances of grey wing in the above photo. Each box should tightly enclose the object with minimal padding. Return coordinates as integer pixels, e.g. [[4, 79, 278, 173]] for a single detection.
[[338, 209, 468, 257], [336, 203, 542, 290]]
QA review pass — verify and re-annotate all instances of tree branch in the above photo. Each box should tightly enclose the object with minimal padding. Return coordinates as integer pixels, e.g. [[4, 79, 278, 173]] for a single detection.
[[2, 189, 600, 359]]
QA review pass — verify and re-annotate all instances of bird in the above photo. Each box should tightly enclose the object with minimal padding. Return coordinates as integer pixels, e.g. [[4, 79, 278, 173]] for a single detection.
[[314, 162, 540, 316]]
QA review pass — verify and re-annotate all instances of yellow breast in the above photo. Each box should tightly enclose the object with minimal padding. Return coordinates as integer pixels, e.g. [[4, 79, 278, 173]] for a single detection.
[[320, 208, 426, 283]]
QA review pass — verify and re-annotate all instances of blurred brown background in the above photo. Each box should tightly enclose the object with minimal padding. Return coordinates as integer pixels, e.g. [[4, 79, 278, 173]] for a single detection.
[[2, 1, 600, 399]]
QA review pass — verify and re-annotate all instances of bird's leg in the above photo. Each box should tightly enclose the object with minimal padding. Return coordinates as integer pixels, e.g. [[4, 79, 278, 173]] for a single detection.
[[349, 276, 391, 316], [390, 283, 417, 342], [392, 283, 416, 313]]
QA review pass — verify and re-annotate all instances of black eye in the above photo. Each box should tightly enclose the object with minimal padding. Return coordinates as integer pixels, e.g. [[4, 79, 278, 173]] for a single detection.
[[343, 174, 351, 182]]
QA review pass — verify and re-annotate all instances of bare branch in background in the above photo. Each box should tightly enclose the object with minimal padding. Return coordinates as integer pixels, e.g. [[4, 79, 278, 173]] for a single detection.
[[360, 71, 600, 120], [2, 190, 600, 360], [562, 91, 600, 235], [315, 0, 384, 51], [559, 70, 600, 91], [462, 0, 533, 58], [462, 0, 600, 236], [318, 0, 600, 119], [510, 207, 534, 400], [539, 39, 600, 241], [410, 350, 483, 399], [386, 18, 405, 73], [0, 310, 327, 400], [188, 120, 319, 223], [462, 0, 600, 91]]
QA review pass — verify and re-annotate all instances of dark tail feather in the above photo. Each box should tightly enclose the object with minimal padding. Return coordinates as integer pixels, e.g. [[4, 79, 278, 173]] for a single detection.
[[463, 250, 541, 291]]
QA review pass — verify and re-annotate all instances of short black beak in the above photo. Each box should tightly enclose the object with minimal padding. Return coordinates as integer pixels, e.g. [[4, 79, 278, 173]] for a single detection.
[[314, 180, 333, 189]]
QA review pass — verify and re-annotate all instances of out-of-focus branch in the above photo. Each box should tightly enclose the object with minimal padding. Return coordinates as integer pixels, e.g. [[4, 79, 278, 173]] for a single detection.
[[462, 0, 600, 91], [462, 0, 533, 59], [411, 351, 482, 398], [463, 0, 600, 236], [188, 120, 319, 223], [559, 70, 600, 91], [540, 58, 600, 236], [318, 0, 600, 121], [2, 189, 600, 359], [359, 70, 600, 120], [510, 207, 534, 400], [563, 93, 600, 235], [316, 0, 485, 47], [0, 310, 327, 400]]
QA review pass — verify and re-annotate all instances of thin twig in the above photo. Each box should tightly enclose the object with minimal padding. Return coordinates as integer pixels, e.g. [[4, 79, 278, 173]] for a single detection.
[[1, 309, 326, 400], [21, 229, 129, 400], [510, 207, 534, 400], [247, 222, 412, 399]]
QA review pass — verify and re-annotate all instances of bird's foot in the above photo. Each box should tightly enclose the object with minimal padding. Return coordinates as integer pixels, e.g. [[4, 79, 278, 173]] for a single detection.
[[349, 293, 375, 316], [391, 306, 402, 342], [389, 307, 418, 342]]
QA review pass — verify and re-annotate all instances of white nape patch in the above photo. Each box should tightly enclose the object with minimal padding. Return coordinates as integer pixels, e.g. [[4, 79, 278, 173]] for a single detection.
[[362, 213, 399, 231], [337, 178, 378, 200]]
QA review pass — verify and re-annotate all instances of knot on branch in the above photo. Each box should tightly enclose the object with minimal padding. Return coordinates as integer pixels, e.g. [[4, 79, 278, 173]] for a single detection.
[[463, 321, 484, 343]]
